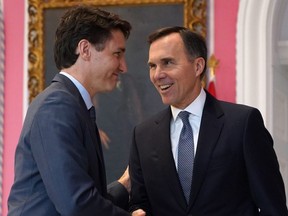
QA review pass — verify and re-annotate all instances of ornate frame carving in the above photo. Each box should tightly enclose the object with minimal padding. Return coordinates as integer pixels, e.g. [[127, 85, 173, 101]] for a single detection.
[[28, 0, 207, 103]]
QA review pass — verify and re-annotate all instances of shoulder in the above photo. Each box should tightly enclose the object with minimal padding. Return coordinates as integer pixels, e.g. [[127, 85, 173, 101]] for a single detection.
[[205, 92, 263, 122], [27, 85, 87, 129], [219, 100, 256, 113], [216, 100, 265, 126]]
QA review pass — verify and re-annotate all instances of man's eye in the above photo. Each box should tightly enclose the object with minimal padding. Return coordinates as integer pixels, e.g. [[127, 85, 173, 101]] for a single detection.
[[164, 60, 172, 65], [149, 64, 156, 70], [114, 52, 121, 57]]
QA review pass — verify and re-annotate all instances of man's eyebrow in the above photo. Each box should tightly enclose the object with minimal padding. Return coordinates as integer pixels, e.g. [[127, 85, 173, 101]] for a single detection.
[[160, 57, 174, 62], [147, 57, 174, 64], [147, 60, 154, 65]]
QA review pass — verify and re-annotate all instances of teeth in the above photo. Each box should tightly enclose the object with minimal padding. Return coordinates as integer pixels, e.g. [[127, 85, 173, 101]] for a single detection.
[[160, 84, 172, 90]]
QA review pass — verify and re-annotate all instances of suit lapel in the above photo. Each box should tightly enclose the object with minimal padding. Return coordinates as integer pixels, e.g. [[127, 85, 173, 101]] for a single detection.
[[52, 74, 86, 108], [52, 74, 106, 191], [153, 108, 188, 209], [188, 92, 224, 209]]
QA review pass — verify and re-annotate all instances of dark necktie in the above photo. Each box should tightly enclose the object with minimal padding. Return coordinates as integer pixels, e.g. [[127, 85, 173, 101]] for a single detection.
[[89, 106, 106, 194], [177, 111, 194, 203], [89, 106, 97, 130], [89, 106, 104, 157]]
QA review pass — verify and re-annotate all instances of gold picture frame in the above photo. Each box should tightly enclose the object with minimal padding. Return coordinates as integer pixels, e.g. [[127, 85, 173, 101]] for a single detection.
[[28, 0, 207, 103]]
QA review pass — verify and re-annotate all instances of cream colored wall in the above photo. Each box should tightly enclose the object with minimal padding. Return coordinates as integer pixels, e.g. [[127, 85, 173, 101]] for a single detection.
[[273, 1, 288, 206]]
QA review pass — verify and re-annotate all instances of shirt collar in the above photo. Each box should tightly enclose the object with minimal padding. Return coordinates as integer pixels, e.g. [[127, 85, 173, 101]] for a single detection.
[[171, 88, 206, 121], [60, 71, 93, 110]]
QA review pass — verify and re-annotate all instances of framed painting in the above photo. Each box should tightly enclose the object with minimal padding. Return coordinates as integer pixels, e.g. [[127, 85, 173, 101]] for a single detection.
[[28, 0, 207, 183]]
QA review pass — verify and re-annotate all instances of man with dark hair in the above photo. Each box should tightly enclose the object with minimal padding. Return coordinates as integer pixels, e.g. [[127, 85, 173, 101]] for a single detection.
[[8, 6, 145, 216], [129, 26, 288, 215]]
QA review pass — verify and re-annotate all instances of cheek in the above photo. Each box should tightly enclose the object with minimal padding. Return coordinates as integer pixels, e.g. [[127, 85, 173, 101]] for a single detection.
[[149, 71, 155, 83], [184, 78, 196, 93], [178, 73, 194, 89]]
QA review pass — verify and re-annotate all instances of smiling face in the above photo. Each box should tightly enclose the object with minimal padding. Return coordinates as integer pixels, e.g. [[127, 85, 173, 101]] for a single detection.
[[87, 29, 128, 94], [148, 33, 204, 109], [72, 29, 128, 97]]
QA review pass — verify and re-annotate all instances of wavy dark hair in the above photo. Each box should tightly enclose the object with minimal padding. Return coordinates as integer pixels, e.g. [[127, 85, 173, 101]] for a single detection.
[[54, 6, 132, 70]]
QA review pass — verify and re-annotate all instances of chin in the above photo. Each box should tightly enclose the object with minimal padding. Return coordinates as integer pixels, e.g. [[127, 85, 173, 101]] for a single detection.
[[107, 87, 116, 92], [161, 98, 172, 106], [101, 86, 114, 93], [106, 82, 117, 91]]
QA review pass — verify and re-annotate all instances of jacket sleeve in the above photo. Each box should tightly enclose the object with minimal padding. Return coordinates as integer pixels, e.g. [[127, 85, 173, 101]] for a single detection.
[[107, 181, 129, 210], [244, 108, 288, 215]]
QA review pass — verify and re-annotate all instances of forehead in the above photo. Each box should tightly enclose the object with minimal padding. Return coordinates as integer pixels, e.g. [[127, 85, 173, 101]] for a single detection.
[[105, 29, 126, 48], [149, 33, 186, 61]]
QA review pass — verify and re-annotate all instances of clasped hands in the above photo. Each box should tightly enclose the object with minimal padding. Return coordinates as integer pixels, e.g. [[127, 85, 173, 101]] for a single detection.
[[118, 167, 146, 216]]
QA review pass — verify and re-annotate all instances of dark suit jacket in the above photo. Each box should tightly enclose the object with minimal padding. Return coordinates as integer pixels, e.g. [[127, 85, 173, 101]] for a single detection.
[[129, 92, 288, 216], [8, 74, 130, 216]]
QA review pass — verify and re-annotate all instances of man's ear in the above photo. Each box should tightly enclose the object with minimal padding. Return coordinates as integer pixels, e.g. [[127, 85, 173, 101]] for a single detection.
[[195, 57, 205, 77], [77, 39, 91, 61]]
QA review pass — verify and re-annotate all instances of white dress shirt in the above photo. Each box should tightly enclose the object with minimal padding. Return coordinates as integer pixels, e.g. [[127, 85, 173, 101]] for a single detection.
[[170, 88, 206, 170]]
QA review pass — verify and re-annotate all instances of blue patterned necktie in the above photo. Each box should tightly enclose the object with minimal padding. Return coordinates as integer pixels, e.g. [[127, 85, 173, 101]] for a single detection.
[[177, 111, 194, 203]]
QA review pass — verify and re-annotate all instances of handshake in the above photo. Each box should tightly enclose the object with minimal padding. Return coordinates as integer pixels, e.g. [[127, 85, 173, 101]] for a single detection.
[[118, 167, 146, 216]]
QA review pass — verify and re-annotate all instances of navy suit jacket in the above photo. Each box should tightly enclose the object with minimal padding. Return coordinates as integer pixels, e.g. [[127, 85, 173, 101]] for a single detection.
[[8, 74, 130, 216], [129, 91, 288, 216]]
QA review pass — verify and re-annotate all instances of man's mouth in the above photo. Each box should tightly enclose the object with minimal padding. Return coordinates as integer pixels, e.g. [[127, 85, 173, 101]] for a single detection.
[[113, 72, 119, 77], [159, 84, 173, 91]]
